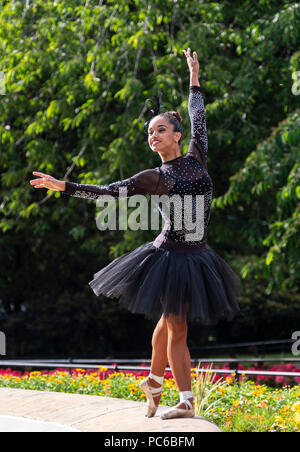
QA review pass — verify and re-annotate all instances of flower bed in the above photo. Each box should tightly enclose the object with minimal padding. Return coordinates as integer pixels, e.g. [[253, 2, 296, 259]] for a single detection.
[[1, 361, 299, 387], [212, 362, 300, 387], [0, 366, 300, 432]]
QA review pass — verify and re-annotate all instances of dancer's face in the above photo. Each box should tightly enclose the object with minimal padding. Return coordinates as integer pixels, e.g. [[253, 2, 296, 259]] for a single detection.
[[148, 116, 181, 153]]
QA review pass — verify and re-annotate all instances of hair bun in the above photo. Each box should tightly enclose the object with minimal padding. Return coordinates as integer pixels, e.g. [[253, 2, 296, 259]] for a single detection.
[[169, 111, 183, 124]]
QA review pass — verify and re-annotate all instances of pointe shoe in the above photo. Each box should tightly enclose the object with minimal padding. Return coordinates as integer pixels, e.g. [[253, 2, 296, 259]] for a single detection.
[[161, 398, 195, 420], [139, 377, 162, 418]]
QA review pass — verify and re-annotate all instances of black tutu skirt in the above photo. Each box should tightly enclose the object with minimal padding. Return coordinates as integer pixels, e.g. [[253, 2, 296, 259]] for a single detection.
[[88, 242, 242, 325]]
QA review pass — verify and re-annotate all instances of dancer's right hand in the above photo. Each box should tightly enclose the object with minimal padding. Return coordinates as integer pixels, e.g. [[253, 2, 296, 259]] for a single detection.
[[183, 48, 199, 74], [30, 171, 66, 191]]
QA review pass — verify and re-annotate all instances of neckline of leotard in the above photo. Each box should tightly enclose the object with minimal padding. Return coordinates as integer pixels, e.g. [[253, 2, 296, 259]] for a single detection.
[[162, 155, 183, 164]]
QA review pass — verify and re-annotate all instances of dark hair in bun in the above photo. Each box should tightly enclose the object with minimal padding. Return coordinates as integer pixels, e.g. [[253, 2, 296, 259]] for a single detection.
[[143, 95, 183, 145], [167, 111, 183, 124]]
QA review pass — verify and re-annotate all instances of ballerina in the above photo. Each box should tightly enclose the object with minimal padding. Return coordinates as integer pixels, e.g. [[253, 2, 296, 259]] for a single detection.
[[30, 48, 241, 420]]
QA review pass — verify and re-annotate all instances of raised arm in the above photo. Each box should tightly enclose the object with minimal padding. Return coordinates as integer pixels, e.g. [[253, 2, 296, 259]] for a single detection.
[[183, 48, 208, 168]]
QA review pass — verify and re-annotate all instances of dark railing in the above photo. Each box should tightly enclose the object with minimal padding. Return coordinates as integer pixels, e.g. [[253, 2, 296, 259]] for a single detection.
[[1, 338, 299, 381], [0, 357, 299, 382]]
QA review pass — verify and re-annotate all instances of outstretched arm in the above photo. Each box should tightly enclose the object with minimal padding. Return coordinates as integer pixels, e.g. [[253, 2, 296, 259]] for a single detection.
[[183, 48, 208, 168], [30, 168, 161, 199], [61, 168, 160, 199]]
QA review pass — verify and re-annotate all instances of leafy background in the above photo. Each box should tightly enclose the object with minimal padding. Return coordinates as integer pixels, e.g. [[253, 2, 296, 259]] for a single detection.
[[0, 0, 299, 356]]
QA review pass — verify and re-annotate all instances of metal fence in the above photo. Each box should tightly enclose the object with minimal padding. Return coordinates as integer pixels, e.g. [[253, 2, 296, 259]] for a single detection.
[[1, 338, 299, 382], [1, 357, 300, 382]]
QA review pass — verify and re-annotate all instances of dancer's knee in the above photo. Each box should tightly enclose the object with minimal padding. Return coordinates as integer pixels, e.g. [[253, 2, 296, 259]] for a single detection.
[[166, 314, 187, 341], [151, 315, 168, 348]]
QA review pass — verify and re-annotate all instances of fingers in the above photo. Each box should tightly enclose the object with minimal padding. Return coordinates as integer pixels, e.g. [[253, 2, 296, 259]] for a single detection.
[[30, 171, 53, 189], [183, 47, 191, 58], [30, 171, 53, 186], [30, 178, 47, 187], [32, 171, 49, 178], [31, 180, 53, 189], [183, 48, 197, 62]]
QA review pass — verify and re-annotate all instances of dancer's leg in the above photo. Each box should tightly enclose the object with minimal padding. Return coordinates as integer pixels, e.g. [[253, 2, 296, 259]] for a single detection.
[[165, 313, 194, 409], [148, 314, 168, 406]]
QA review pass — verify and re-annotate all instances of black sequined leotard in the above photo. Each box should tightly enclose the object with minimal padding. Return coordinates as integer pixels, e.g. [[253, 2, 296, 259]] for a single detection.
[[62, 86, 213, 252]]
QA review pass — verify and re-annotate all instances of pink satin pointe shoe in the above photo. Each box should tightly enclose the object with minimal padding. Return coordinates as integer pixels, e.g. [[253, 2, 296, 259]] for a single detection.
[[161, 391, 195, 420], [139, 373, 164, 418]]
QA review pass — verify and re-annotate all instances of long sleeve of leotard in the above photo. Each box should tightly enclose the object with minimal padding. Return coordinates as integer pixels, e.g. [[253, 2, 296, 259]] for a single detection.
[[186, 85, 208, 169], [61, 168, 160, 200]]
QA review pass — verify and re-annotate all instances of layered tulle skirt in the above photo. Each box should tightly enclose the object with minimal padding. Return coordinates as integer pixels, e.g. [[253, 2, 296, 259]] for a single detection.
[[88, 242, 242, 325]]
